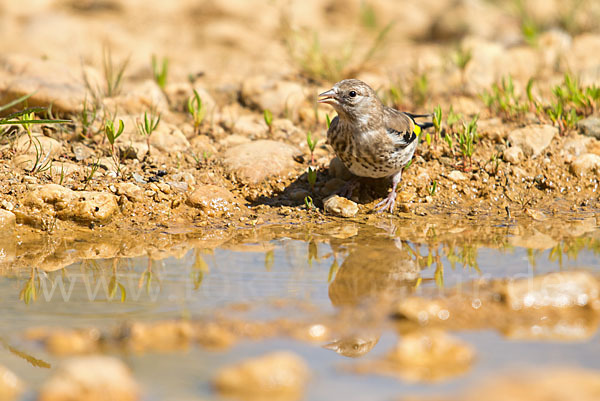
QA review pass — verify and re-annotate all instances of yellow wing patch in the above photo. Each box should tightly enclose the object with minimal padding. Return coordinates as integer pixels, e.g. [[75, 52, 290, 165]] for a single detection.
[[413, 124, 422, 136]]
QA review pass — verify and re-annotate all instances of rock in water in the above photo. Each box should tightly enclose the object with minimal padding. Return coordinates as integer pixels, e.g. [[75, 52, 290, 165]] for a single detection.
[[39, 356, 139, 401], [213, 351, 309, 399]]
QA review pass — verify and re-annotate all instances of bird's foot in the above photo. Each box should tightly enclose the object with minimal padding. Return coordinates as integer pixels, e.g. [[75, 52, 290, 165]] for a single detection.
[[337, 177, 360, 199], [374, 191, 397, 214]]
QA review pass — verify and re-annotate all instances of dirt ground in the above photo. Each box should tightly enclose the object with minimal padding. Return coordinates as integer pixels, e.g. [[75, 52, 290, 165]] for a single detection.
[[0, 0, 599, 237], [1, 1, 600, 400]]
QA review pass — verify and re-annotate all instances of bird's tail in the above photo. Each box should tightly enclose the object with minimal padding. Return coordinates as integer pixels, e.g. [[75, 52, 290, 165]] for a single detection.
[[405, 112, 434, 130], [416, 121, 434, 130]]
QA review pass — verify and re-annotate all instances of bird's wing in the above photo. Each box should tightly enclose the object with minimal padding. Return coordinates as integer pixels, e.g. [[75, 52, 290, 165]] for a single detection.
[[383, 107, 418, 148]]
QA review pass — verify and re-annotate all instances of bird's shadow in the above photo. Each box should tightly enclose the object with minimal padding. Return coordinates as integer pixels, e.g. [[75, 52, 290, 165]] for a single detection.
[[248, 167, 392, 210]]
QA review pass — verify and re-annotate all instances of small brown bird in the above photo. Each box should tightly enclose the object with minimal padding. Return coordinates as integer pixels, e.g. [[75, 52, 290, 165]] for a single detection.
[[318, 79, 432, 213]]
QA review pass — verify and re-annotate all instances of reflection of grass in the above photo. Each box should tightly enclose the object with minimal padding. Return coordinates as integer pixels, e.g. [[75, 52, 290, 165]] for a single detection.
[[549, 237, 600, 269], [20, 268, 40, 305]]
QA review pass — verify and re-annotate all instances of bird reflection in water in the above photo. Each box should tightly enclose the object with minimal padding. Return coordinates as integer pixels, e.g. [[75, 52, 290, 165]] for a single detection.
[[323, 237, 422, 358]]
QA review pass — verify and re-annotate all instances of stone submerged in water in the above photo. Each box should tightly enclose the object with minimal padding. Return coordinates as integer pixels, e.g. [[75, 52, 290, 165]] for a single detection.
[[213, 351, 309, 399], [498, 270, 599, 310], [356, 329, 475, 382], [323, 195, 358, 218], [0, 364, 23, 401], [38, 356, 139, 401]]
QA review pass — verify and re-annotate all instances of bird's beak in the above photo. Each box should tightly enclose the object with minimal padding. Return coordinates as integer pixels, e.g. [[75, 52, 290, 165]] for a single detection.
[[318, 88, 337, 105]]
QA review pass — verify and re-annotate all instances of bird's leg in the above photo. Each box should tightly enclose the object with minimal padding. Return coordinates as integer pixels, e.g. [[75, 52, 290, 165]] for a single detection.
[[375, 170, 402, 213], [337, 176, 360, 199]]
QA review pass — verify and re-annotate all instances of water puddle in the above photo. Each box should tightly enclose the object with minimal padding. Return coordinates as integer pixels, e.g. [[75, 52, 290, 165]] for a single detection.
[[1, 215, 599, 400]]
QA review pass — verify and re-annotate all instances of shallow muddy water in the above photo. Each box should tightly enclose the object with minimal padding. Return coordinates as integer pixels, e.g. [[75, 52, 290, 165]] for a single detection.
[[1, 216, 600, 400]]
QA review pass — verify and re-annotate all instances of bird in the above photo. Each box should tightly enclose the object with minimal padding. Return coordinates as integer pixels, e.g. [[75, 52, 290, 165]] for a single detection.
[[318, 79, 433, 213]]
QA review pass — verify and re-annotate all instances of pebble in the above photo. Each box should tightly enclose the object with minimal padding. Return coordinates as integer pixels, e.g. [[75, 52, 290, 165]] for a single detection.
[[570, 153, 600, 175], [38, 356, 139, 401], [321, 178, 346, 196], [0, 209, 16, 233], [498, 271, 599, 310], [0, 54, 87, 112], [578, 117, 600, 139], [0, 364, 23, 401], [503, 146, 524, 164], [213, 351, 309, 399], [240, 75, 306, 118], [149, 124, 191, 153], [72, 143, 95, 162], [447, 170, 467, 182], [115, 183, 144, 202], [287, 188, 310, 202], [24, 184, 119, 224], [230, 115, 268, 138], [387, 329, 475, 376], [508, 125, 557, 158], [14, 134, 63, 159], [187, 185, 237, 217], [223, 140, 301, 185], [323, 195, 358, 218]]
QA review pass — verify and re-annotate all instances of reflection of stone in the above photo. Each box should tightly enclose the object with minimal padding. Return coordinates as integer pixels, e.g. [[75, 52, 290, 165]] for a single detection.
[[393, 270, 600, 341], [213, 351, 309, 401], [405, 367, 600, 401], [351, 330, 474, 382], [498, 270, 599, 310], [323, 333, 380, 358], [39, 356, 139, 401], [329, 239, 420, 307]]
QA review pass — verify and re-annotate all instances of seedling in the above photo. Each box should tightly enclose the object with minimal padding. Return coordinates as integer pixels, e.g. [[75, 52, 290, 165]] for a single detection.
[[187, 89, 205, 133], [263, 109, 273, 133], [457, 114, 479, 170], [411, 72, 428, 107], [151, 55, 169, 90], [306, 130, 318, 164], [104, 118, 124, 175], [0, 95, 69, 144], [452, 45, 472, 71], [83, 158, 100, 190], [137, 108, 161, 156], [80, 96, 98, 137], [283, 20, 392, 82], [304, 195, 315, 210], [481, 75, 527, 120], [360, 1, 377, 30], [428, 181, 438, 196], [432, 105, 442, 135], [452, 45, 472, 85], [307, 166, 317, 190], [102, 47, 129, 97], [382, 84, 403, 108], [28, 136, 53, 175]]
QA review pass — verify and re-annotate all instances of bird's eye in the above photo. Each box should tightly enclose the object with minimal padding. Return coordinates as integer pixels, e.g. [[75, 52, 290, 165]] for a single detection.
[[349, 90, 357, 98]]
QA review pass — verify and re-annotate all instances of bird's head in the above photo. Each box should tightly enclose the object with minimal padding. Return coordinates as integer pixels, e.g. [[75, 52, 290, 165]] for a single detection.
[[318, 79, 382, 124]]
